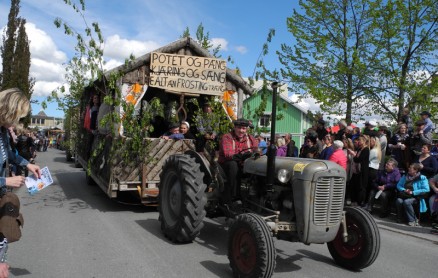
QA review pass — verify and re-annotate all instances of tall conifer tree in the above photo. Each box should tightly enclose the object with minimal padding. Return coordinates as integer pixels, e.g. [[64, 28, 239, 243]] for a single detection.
[[1, 0, 20, 90], [14, 18, 34, 100], [1, 0, 33, 126], [1, 0, 33, 103]]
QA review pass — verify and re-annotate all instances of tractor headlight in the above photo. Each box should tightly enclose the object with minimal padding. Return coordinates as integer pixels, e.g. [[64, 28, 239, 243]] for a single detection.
[[277, 169, 291, 184]]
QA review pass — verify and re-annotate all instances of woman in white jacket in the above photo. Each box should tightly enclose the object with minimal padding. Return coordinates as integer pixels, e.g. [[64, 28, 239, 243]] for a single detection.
[[365, 136, 381, 211]]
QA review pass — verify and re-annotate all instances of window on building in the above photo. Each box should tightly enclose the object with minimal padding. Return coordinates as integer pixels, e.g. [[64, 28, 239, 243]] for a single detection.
[[41, 119, 45, 125], [32, 118, 36, 124], [259, 114, 271, 128]]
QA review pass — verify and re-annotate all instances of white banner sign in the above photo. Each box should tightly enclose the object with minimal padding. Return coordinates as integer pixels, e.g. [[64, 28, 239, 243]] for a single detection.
[[149, 52, 227, 95]]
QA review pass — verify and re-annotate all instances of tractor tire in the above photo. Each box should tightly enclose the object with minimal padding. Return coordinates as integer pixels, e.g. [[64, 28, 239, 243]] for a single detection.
[[327, 206, 380, 270], [228, 213, 276, 278], [159, 155, 207, 243]]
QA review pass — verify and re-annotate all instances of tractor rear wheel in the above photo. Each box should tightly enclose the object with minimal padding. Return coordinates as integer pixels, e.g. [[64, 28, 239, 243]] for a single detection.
[[159, 155, 207, 243]]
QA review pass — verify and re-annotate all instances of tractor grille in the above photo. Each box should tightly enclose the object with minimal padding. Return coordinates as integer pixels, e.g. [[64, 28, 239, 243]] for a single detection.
[[313, 177, 345, 226]]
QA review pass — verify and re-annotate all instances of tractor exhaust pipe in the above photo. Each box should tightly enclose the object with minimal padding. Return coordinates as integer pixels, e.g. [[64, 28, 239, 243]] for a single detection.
[[266, 82, 279, 187]]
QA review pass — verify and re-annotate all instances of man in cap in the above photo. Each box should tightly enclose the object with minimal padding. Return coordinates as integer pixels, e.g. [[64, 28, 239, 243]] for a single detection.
[[363, 120, 378, 136], [334, 120, 347, 141], [316, 118, 328, 141], [410, 119, 433, 160], [218, 118, 258, 206], [420, 111, 435, 134], [195, 102, 219, 152]]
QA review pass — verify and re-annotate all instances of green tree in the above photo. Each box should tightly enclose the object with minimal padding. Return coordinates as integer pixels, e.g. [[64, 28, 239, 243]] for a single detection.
[[181, 23, 221, 58], [258, 0, 438, 124], [369, 0, 438, 121], [14, 18, 35, 98], [273, 0, 378, 124], [1, 0, 20, 90], [50, 0, 106, 112], [1, 0, 34, 125], [52, 0, 153, 166]]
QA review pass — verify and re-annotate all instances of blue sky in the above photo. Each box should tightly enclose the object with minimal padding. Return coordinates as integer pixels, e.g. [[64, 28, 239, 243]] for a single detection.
[[1, 0, 313, 118]]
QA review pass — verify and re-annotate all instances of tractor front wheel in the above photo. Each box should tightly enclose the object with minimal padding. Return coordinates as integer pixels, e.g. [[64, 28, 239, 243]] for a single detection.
[[327, 206, 380, 270], [228, 213, 276, 278]]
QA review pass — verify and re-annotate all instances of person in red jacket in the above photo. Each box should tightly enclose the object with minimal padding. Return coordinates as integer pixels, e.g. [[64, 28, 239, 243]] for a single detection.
[[329, 140, 347, 170], [218, 119, 258, 205]]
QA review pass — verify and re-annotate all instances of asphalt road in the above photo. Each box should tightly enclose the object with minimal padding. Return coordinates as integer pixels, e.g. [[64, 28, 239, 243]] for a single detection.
[[7, 148, 438, 278]]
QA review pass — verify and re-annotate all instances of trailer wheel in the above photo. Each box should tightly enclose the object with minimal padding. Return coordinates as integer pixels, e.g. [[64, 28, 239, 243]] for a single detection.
[[228, 213, 276, 278], [66, 150, 73, 162], [159, 155, 206, 243], [327, 206, 380, 270], [74, 154, 81, 168], [85, 171, 96, 186]]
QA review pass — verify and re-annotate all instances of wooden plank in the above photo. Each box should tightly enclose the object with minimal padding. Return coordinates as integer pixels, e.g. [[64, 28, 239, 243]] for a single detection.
[[146, 145, 179, 181], [143, 139, 174, 175], [145, 140, 181, 180], [146, 140, 195, 181], [144, 138, 169, 158]]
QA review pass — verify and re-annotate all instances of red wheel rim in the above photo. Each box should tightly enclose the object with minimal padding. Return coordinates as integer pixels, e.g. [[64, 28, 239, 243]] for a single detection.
[[332, 218, 364, 259], [231, 227, 257, 274]]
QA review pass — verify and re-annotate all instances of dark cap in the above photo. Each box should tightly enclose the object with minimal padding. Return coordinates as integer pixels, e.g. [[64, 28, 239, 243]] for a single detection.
[[365, 120, 377, 127], [169, 122, 180, 129], [233, 118, 251, 127], [420, 111, 431, 117], [415, 119, 426, 126]]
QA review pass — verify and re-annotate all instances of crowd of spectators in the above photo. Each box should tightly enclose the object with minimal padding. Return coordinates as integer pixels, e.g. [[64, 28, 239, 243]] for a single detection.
[[293, 109, 438, 233], [3, 123, 63, 182], [151, 101, 438, 233]]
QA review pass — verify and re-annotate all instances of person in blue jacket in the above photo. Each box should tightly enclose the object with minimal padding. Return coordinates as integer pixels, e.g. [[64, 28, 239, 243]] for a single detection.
[[395, 163, 430, 226], [0, 88, 42, 277], [0, 88, 42, 190], [255, 135, 267, 155]]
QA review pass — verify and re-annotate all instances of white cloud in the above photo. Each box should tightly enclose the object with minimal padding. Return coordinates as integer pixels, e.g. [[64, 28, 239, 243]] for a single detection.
[[103, 59, 124, 71], [289, 94, 320, 113], [32, 81, 64, 97], [235, 45, 247, 54], [408, 70, 431, 84], [103, 35, 161, 61], [211, 38, 228, 51], [23, 23, 68, 98], [31, 58, 65, 82], [26, 23, 67, 63]]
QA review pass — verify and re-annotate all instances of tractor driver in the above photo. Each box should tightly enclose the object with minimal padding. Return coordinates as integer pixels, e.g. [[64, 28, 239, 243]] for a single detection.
[[218, 118, 258, 206]]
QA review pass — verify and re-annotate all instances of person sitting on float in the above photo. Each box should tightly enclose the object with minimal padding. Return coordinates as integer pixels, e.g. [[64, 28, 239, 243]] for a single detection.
[[161, 123, 184, 140]]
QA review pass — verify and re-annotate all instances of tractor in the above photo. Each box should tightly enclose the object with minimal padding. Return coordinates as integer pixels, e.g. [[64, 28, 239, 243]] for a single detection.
[[158, 83, 380, 278]]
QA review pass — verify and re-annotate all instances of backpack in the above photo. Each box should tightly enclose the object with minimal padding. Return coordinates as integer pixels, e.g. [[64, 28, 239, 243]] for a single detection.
[[0, 192, 23, 242]]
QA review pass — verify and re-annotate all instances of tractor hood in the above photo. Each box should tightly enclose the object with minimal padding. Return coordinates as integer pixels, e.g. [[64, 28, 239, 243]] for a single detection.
[[243, 156, 346, 181]]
